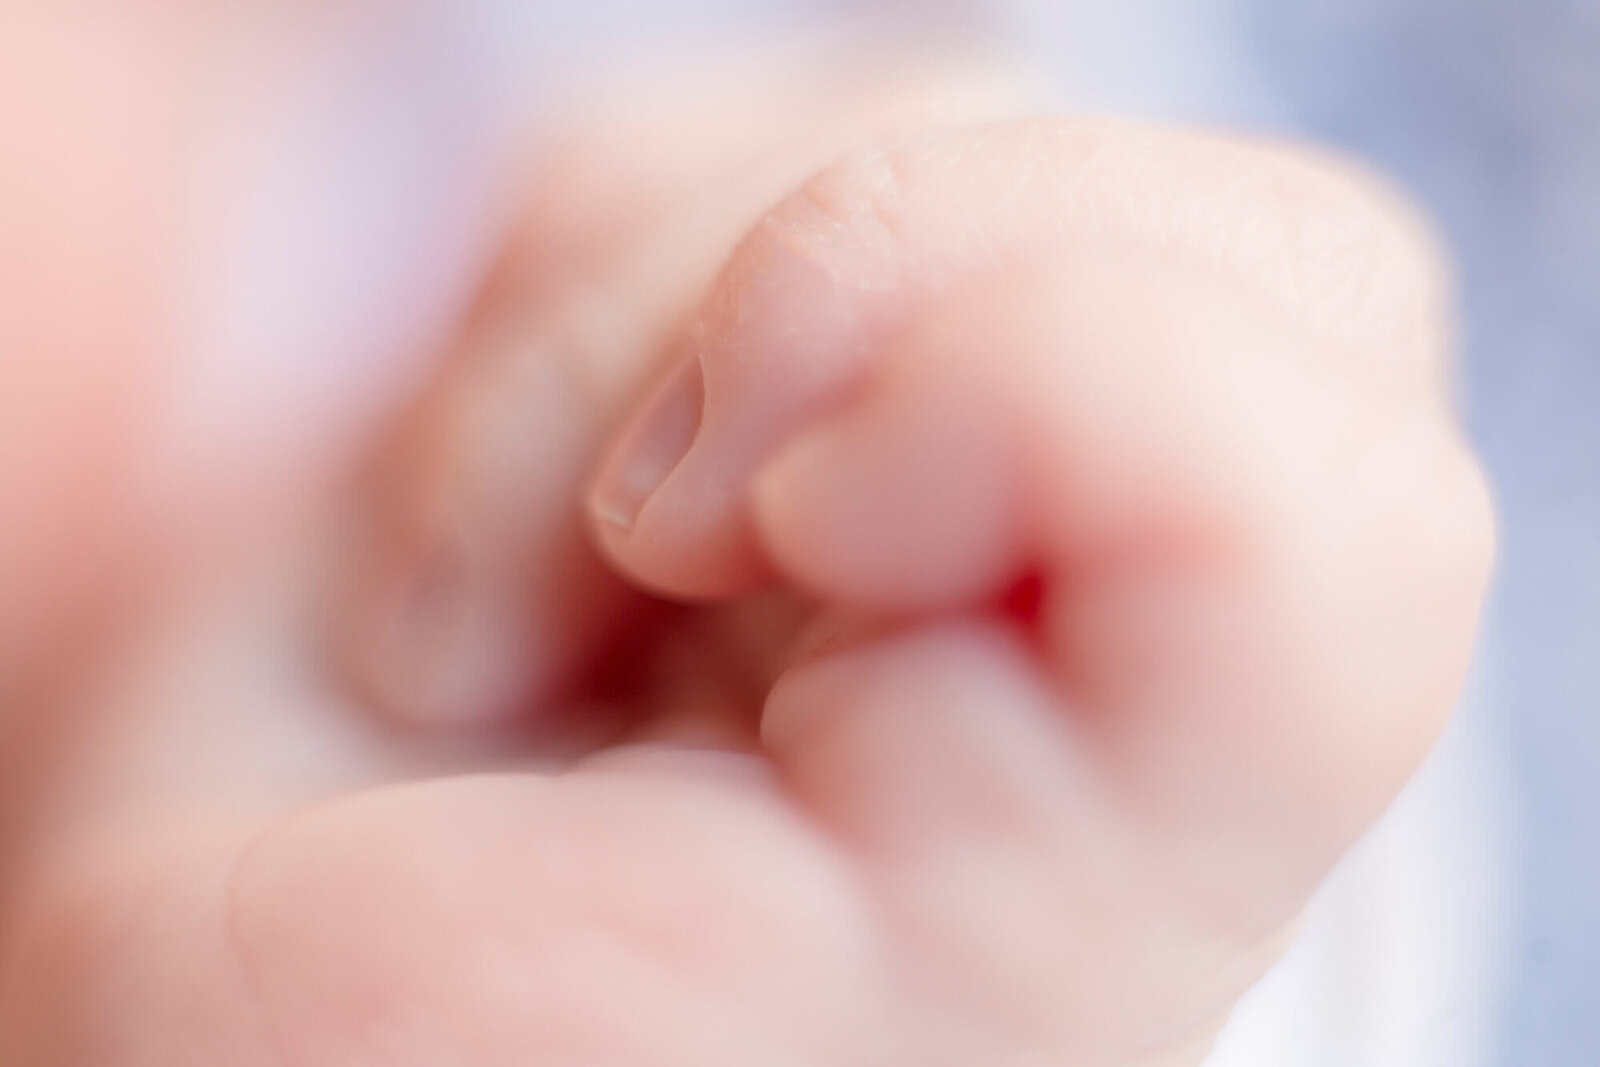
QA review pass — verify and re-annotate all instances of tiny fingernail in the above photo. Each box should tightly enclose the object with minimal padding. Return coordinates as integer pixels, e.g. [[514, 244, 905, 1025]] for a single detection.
[[590, 356, 705, 534]]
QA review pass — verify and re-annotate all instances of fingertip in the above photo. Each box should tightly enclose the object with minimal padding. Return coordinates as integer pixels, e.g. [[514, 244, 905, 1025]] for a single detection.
[[587, 447, 778, 603], [752, 391, 1022, 612], [585, 353, 766, 600]]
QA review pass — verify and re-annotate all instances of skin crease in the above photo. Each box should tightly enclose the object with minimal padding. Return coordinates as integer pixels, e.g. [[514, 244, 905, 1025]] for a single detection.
[[0, 12, 1493, 1067]]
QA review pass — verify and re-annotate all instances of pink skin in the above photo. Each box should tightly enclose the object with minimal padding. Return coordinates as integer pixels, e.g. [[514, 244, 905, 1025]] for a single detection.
[[0, 13, 1491, 1067]]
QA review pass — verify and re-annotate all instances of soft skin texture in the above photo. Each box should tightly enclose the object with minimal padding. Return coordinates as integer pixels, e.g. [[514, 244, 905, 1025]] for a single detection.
[[0, 18, 1492, 1067]]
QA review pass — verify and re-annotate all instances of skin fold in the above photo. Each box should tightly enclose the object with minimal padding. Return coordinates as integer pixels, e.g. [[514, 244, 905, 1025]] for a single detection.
[[0, 17, 1492, 1067]]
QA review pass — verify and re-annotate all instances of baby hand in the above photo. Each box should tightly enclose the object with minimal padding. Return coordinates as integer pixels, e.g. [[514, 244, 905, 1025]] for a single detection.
[[0, 51, 1491, 1067]]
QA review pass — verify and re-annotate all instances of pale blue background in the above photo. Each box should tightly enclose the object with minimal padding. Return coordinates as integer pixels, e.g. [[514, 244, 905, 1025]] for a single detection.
[[1244, 6, 1600, 1063]]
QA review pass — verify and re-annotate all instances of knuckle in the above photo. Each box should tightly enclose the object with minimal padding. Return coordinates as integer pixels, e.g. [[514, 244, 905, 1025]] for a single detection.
[[1242, 146, 1452, 370], [753, 140, 924, 285], [793, 142, 913, 238], [699, 139, 932, 394], [1398, 436, 1497, 603], [1319, 421, 1497, 666]]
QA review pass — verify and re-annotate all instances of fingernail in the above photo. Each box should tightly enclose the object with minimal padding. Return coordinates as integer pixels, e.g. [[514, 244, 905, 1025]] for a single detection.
[[591, 356, 705, 534]]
